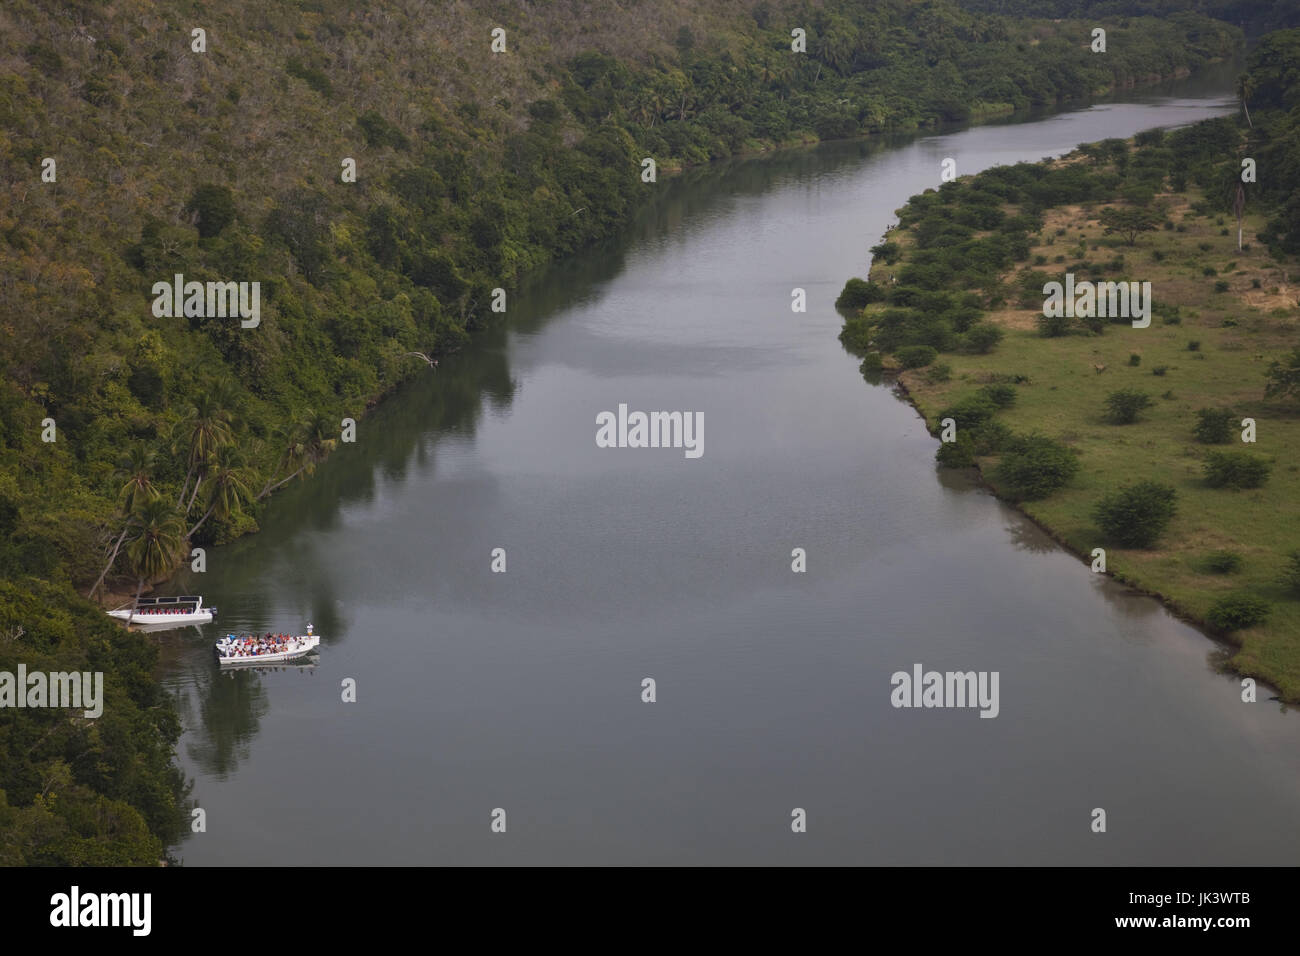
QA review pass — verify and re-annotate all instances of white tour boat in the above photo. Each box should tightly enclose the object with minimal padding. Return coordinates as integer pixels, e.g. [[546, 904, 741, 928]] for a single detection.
[[108, 595, 216, 626], [215, 624, 320, 666]]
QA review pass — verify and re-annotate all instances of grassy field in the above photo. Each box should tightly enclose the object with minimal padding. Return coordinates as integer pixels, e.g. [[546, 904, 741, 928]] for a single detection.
[[869, 173, 1300, 700]]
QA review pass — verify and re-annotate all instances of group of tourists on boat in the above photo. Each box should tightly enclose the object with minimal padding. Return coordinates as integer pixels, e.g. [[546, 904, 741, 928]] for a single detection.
[[220, 632, 295, 658], [135, 605, 194, 616]]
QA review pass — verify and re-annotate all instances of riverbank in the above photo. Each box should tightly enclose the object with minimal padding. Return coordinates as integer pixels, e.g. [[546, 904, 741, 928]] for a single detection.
[[111, 66, 1248, 614], [164, 82, 1300, 867], [0, 0, 1250, 864], [856, 144, 1300, 701]]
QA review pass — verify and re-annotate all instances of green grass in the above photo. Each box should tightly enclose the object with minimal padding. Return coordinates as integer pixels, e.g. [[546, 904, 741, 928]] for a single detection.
[[872, 188, 1300, 700]]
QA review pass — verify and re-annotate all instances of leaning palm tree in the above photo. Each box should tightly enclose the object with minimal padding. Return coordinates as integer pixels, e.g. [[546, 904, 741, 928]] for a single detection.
[[173, 393, 235, 510], [124, 497, 187, 612], [256, 422, 307, 501], [89, 446, 160, 599], [187, 444, 255, 538], [256, 409, 338, 501]]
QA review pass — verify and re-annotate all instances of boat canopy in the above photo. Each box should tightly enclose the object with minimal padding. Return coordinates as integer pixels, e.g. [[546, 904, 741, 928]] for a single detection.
[[132, 595, 202, 607]]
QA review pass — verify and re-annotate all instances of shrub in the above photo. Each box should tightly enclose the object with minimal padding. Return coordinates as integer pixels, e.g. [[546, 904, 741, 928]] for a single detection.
[[839, 317, 873, 355], [286, 56, 334, 99], [869, 240, 901, 264], [1092, 481, 1178, 548], [993, 435, 1079, 500], [926, 363, 951, 383], [1193, 407, 1236, 444], [936, 433, 976, 468], [1037, 312, 1072, 337], [1282, 551, 1300, 593], [358, 109, 410, 150], [1214, 280, 1230, 293], [1104, 388, 1152, 424], [1202, 265, 1218, 276], [1203, 451, 1271, 489], [1264, 347, 1300, 401], [1128, 353, 1141, 367], [1154, 302, 1181, 325], [186, 184, 237, 238], [1152, 365, 1168, 376], [938, 396, 999, 431], [896, 345, 938, 369], [1187, 340, 1200, 351], [1205, 595, 1270, 631], [969, 385, 1013, 412], [836, 277, 883, 310], [1203, 550, 1242, 574], [961, 323, 1004, 354], [970, 420, 1015, 454]]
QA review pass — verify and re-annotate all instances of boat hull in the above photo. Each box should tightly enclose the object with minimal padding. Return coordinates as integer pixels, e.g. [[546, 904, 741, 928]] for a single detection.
[[107, 595, 214, 626], [216, 635, 320, 666], [108, 609, 214, 625]]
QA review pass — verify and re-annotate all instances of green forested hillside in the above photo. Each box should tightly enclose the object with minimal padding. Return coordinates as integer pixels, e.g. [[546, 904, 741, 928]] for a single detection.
[[955, 0, 1300, 32], [0, 0, 1240, 862]]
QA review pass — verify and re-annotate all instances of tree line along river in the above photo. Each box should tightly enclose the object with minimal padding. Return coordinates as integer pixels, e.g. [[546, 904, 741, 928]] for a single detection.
[[159, 63, 1300, 865]]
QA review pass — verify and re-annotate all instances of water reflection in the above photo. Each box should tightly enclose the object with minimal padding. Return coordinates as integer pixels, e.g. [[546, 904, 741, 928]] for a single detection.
[[174, 661, 270, 779], [1001, 516, 1060, 555], [161, 67, 1287, 864]]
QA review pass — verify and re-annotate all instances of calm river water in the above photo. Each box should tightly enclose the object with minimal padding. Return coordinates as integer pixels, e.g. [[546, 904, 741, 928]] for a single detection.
[[161, 64, 1300, 864]]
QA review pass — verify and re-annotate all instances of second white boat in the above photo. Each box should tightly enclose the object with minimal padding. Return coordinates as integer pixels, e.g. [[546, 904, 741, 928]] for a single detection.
[[215, 625, 320, 666], [108, 595, 216, 626]]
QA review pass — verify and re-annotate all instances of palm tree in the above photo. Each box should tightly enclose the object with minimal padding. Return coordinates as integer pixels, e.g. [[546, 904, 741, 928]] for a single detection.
[[124, 497, 187, 612], [631, 88, 658, 128], [187, 444, 255, 538], [207, 379, 246, 431], [173, 393, 235, 511], [821, 27, 855, 76], [118, 444, 158, 512], [257, 409, 338, 501], [89, 446, 160, 600], [1237, 72, 1254, 128]]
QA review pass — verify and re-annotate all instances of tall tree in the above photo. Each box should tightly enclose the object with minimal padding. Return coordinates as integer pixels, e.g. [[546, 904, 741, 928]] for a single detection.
[[1237, 72, 1254, 128], [89, 446, 160, 600], [257, 409, 339, 500], [187, 445, 255, 538], [173, 393, 235, 512], [124, 497, 186, 612]]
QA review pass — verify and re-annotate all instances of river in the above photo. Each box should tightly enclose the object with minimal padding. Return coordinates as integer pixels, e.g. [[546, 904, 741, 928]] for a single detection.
[[160, 62, 1300, 865]]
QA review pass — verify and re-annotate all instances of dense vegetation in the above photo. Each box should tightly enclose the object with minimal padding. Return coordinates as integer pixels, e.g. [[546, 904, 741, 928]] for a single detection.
[[0, 0, 1245, 862], [839, 29, 1300, 697], [955, 0, 1300, 32]]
